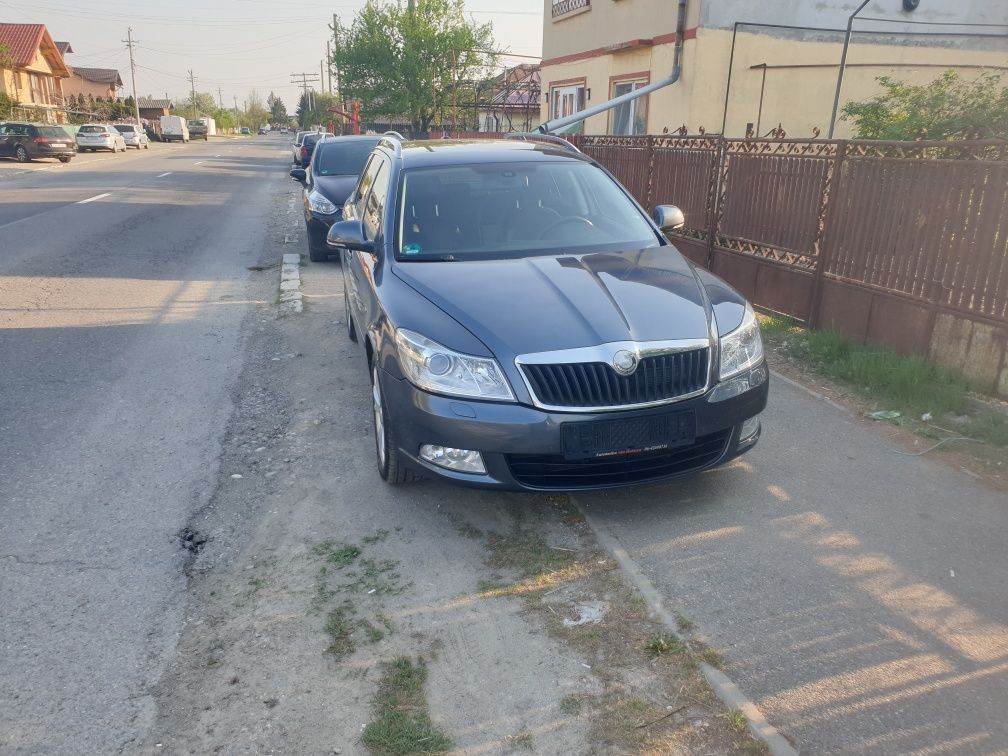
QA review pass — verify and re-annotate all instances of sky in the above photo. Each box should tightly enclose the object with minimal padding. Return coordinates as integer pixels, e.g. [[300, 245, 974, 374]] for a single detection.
[[8, 0, 544, 112]]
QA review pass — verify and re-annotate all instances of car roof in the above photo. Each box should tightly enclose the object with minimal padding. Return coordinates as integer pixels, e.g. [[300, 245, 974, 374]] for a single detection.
[[388, 139, 591, 169]]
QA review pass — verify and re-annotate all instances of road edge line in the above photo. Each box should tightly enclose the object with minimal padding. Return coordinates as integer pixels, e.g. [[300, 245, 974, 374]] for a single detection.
[[279, 253, 303, 315], [571, 495, 800, 756], [769, 369, 848, 412]]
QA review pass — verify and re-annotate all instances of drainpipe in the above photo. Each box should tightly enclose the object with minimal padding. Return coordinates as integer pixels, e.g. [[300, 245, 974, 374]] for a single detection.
[[827, 0, 871, 138], [539, 0, 688, 134]]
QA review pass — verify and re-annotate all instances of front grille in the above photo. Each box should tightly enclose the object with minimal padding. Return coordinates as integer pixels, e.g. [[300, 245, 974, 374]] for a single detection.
[[507, 429, 731, 489], [520, 348, 709, 409]]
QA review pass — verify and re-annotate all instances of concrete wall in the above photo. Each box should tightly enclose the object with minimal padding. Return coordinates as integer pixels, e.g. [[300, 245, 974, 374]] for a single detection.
[[541, 0, 1008, 137], [62, 76, 117, 101]]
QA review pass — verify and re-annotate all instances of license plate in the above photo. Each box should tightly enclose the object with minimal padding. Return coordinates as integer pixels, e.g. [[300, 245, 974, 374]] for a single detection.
[[561, 410, 696, 461]]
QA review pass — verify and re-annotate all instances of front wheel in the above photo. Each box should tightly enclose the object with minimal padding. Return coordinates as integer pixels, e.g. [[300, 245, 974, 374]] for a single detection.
[[308, 232, 328, 262], [372, 362, 416, 485]]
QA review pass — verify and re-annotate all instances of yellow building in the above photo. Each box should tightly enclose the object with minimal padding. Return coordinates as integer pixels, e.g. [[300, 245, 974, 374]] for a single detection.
[[540, 0, 1008, 137], [62, 67, 124, 102], [0, 23, 71, 123]]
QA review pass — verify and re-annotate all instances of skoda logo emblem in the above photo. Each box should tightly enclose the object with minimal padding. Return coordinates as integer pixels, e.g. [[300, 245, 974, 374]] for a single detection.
[[612, 349, 638, 376]]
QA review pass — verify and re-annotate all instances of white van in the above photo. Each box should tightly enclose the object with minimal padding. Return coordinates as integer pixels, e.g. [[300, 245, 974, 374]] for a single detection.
[[160, 115, 190, 143]]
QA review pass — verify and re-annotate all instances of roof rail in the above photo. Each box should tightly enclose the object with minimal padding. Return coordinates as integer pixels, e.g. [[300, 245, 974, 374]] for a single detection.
[[378, 132, 403, 155], [504, 132, 581, 154]]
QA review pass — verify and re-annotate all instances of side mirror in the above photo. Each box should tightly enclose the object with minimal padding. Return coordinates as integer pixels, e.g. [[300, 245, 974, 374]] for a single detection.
[[327, 219, 375, 254], [289, 167, 306, 183], [653, 205, 686, 232]]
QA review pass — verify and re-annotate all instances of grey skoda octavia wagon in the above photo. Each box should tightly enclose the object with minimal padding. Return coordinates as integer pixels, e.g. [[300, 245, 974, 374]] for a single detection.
[[330, 134, 768, 491]]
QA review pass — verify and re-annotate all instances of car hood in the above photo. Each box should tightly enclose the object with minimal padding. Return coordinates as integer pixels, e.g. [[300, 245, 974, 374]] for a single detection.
[[392, 247, 711, 358], [313, 175, 357, 206]]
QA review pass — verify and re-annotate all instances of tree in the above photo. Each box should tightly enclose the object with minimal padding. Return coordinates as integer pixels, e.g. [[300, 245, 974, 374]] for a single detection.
[[295, 91, 342, 129], [213, 107, 236, 131], [842, 70, 1008, 140], [179, 91, 217, 118], [267, 91, 288, 124], [332, 0, 496, 134], [0, 42, 12, 70]]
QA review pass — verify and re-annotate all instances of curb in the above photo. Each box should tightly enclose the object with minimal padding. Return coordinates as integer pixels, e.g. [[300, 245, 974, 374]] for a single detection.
[[279, 253, 303, 314], [571, 495, 800, 756]]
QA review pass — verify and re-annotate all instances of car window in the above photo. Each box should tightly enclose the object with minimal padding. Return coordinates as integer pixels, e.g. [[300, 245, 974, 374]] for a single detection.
[[36, 127, 68, 138], [362, 161, 390, 241], [78, 125, 103, 133], [115, 125, 135, 133], [313, 140, 379, 177], [397, 160, 659, 261], [353, 155, 382, 207]]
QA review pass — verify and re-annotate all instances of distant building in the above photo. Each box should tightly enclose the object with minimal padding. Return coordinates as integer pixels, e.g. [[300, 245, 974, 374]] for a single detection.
[[0, 23, 72, 123], [540, 0, 1008, 137], [477, 64, 541, 133], [62, 66, 124, 101], [137, 97, 173, 121]]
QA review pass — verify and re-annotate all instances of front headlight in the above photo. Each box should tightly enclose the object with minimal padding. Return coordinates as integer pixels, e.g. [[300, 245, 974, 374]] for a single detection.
[[308, 190, 337, 215], [395, 329, 515, 402], [718, 304, 764, 380]]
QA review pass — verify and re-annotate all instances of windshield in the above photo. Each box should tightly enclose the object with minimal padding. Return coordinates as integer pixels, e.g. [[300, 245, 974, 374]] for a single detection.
[[78, 125, 104, 133], [114, 125, 135, 133], [314, 140, 378, 176], [36, 127, 69, 138], [397, 161, 659, 261]]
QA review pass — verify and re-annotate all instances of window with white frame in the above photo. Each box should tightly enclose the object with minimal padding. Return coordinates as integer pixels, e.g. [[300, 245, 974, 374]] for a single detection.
[[549, 84, 586, 134], [609, 79, 648, 135]]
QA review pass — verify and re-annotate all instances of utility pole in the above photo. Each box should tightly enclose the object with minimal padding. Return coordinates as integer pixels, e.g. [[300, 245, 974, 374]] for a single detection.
[[321, 60, 325, 97], [290, 72, 320, 124], [828, 0, 871, 138], [187, 69, 197, 119], [326, 41, 332, 93], [217, 87, 224, 110], [122, 27, 141, 127], [332, 13, 341, 105]]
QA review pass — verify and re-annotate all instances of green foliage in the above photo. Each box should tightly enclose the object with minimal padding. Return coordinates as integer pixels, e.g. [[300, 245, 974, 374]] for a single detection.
[[362, 657, 452, 754], [179, 91, 218, 119], [332, 0, 496, 133], [213, 107, 236, 130], [842, 70, 1008, 140], [296, 91, 342, 129], [0, 42, 12, 70], [267, 91, 288, 124], [0, 92, 14, 119]]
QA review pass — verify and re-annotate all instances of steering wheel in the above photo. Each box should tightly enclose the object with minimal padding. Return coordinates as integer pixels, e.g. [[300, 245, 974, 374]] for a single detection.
[[538, 216, 594, 240]]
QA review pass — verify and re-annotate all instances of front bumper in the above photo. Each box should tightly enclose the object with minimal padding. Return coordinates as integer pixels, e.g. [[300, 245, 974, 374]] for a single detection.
[[379, 364, 769, 491], [305, 209, 339, 251]]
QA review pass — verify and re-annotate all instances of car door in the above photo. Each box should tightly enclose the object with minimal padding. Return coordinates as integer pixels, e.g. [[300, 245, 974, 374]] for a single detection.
[[357, 159, 391, 334], [343, 154, 383, 322], [0, 125, 10, 158]]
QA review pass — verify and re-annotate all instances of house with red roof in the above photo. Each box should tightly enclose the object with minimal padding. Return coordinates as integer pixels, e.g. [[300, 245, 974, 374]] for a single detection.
[[0, 23, 72, 123]]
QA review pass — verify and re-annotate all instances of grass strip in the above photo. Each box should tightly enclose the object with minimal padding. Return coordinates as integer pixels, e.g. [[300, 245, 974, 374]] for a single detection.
[[362, 657, 452, 755]]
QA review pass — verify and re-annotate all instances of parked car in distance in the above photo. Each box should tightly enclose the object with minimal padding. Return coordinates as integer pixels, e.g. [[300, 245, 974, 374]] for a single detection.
[[114, 123, 149, 149], [258, 127, 267, 135], [292, 131, 332, 168], [334, 136, 768, 490], [76, 124, 127, 153], [0, 122, 76, 163], [280, 127, 289, 134], [290, 134, 381, 262], [160, 115, 189, 143], [187, 120, 209, 141], [240, 127, 251, 135]]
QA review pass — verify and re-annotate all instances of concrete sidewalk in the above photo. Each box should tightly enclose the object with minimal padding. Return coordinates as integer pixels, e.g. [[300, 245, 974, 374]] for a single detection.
[[578, 377, 1008, 754]]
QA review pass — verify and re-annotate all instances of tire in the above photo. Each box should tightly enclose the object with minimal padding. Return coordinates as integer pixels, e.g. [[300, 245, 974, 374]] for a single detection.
[[308, 233, 328, 263], [372, 362, 415, 485], [59, 156, 71, 163], [15, 146, 29, 163], [344, 284, 357, 343]]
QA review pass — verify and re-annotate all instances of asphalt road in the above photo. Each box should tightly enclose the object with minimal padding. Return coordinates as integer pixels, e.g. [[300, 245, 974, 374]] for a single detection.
[[0, 136, 290, 752]]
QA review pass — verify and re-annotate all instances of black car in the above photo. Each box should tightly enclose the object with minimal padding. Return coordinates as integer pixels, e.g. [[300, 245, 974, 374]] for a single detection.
[[290, 135, 381, 261], [0, 122, 76, 163], [292, 131, 332, 168], [330, 135, 768, 491]]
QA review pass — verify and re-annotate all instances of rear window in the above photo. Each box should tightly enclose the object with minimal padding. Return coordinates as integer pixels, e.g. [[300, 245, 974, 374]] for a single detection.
[[78, 125, 104, 133], [36, 127, 68, 138], [314, 140, 378, 176], [115, 125, 136, 133], [303, 133, 327, 147]]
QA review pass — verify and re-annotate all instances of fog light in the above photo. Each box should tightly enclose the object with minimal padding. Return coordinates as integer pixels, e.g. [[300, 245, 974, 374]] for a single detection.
[[739, 415, 761, 443], [419, 444, 487, 474]]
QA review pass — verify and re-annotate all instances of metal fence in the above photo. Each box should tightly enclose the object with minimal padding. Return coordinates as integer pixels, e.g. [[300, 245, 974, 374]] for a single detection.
[[569, 134, 1008, 383]]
